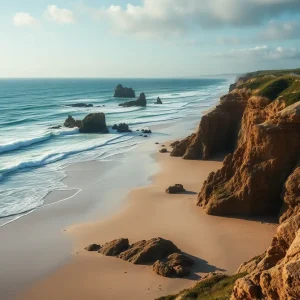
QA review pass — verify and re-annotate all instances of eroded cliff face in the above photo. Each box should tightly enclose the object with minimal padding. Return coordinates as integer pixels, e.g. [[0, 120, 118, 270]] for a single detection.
[[198, 101, 300, 216], [171, 90, 249, 160], [160, 70, 300, 300], [232, 166, 300, 299]]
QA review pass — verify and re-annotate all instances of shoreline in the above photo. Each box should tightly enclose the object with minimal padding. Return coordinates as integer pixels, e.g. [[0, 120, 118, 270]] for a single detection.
[[0, 107, 211, 299], [19, 143, 277, 300]]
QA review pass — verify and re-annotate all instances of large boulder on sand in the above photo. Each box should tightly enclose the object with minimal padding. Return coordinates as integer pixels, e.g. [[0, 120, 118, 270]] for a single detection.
[[167, 253, 194, 268], [153, 253, 194, 278], [79, 113, 109, 134], [153, 261, 174, 277], [114, 84, 135, 98], [84, 244, 101, 252], [98, 238, 129, 256], [118, 237, 180, 264], [64, 115, 82, 128], [119, 93, 147, 107], [166, 184, 186, 194]]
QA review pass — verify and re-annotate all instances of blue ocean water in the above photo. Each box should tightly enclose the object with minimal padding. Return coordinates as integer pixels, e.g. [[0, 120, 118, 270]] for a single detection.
[[0, 78, 229, 225]]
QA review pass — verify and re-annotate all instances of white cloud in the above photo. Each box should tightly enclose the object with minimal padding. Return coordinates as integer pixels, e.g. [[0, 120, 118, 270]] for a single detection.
[[13, 12, 38, 27], [44, 5, 76, 24], [214, 45, 300, 60], [89, 0, 300, 37], [257, 21, 300, 41]]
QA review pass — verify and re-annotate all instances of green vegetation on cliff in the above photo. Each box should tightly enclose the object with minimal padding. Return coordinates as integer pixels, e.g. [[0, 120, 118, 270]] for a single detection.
[[157, 273, 246, 300], [236, 69, 300, 106]]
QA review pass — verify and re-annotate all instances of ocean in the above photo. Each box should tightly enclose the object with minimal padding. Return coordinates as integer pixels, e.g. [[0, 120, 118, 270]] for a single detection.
[[0, 78, 230, 226]]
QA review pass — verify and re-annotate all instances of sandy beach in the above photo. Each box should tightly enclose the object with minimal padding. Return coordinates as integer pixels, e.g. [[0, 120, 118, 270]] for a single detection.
[[19, 144, 277, 300]]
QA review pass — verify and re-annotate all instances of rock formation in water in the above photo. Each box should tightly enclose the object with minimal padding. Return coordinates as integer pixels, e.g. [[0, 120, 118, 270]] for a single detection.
[[112, 123, 132, 133], [64, 115, 82, 128], [155, 97, 162, 104], [64, 113, 108, 133], [79, 113, 109, 133], [119, 93, 147, 107], [114, 84, 135, 98], [66, 103, 93, 108]]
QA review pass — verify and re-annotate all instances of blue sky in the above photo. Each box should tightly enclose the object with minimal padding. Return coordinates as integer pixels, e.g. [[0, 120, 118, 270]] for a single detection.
[[1, 0, 300, 77]]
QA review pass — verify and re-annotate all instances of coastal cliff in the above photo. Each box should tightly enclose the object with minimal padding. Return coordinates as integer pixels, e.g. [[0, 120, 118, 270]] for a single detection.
[[161, 69, 300, 300]]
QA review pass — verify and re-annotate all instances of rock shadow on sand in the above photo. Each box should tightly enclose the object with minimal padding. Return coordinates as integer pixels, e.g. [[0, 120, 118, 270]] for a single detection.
[[183, 253, 226, 281]]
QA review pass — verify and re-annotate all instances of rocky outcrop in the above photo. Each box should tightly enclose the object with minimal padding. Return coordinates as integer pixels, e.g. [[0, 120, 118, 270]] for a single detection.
[[197, 102, 300, 216], [64, 115, 82, 128], [155, 97, 162, 104], [112, 123, 132, 133], [166, 184, 186, 194], [153, 253, 194, 278], [114, 84, 135, 98], [171, 91, 249, 160], [153, 261, 174, 277], [232, 214, 300, 300], [280, 162, 300, 223], [98, 238, 129, 256], [119, 93, 147, 107], [118, 238, 180, 264], [231, 158, 300, 299], [159, 148, 168, 153], [64, 113, 108, 133], [84, 244, 101, 252], [79, 113, 109, 134], [66, 103, 93, 108]]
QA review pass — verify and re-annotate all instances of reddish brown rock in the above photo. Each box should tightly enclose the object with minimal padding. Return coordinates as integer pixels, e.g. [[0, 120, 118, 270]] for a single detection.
[[118, 238, 180, 264], [153, 261, 174, 277], [232, 225, 300, 300], [170, 141, 180, 148], [166, 253, 194, 269], [198, 102, 300, 216], [280, 162, 300, 223], [98, 238, 129, 256], [84, 244, 101, 252], [159, 148, 168, 153], [171, 91, 249, 160], [166, 184, 186, 194]]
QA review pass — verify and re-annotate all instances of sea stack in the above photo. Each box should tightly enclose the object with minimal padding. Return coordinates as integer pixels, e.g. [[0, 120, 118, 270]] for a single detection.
[[114, 84, 135, 98], [119, 93, 147, 107], [79, 113, 109, 133], [155, 97, 162, 104]]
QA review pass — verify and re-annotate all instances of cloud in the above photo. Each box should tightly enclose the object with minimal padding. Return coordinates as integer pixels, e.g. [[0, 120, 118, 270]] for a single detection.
[[13, 12, 38, 26], [214, 45, 300, 60], [44, 5, 76, 24], [90, 0, 300, 37], [257, 21, 300, 41]]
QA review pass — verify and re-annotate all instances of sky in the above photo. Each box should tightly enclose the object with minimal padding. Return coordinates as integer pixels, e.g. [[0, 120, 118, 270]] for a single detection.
[[1, 0, 300, 78]]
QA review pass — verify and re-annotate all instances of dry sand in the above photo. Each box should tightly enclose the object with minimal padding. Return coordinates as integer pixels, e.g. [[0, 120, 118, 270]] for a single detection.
[[20, 147, 277, 300]]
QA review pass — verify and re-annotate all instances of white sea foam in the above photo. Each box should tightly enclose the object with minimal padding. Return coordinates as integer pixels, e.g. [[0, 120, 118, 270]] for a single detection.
[[0, 128, 79, 155]]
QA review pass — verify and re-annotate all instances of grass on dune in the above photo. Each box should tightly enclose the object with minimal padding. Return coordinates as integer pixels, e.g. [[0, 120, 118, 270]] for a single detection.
[[156, 273, 246, 300], [237, 69, 300, 106]]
